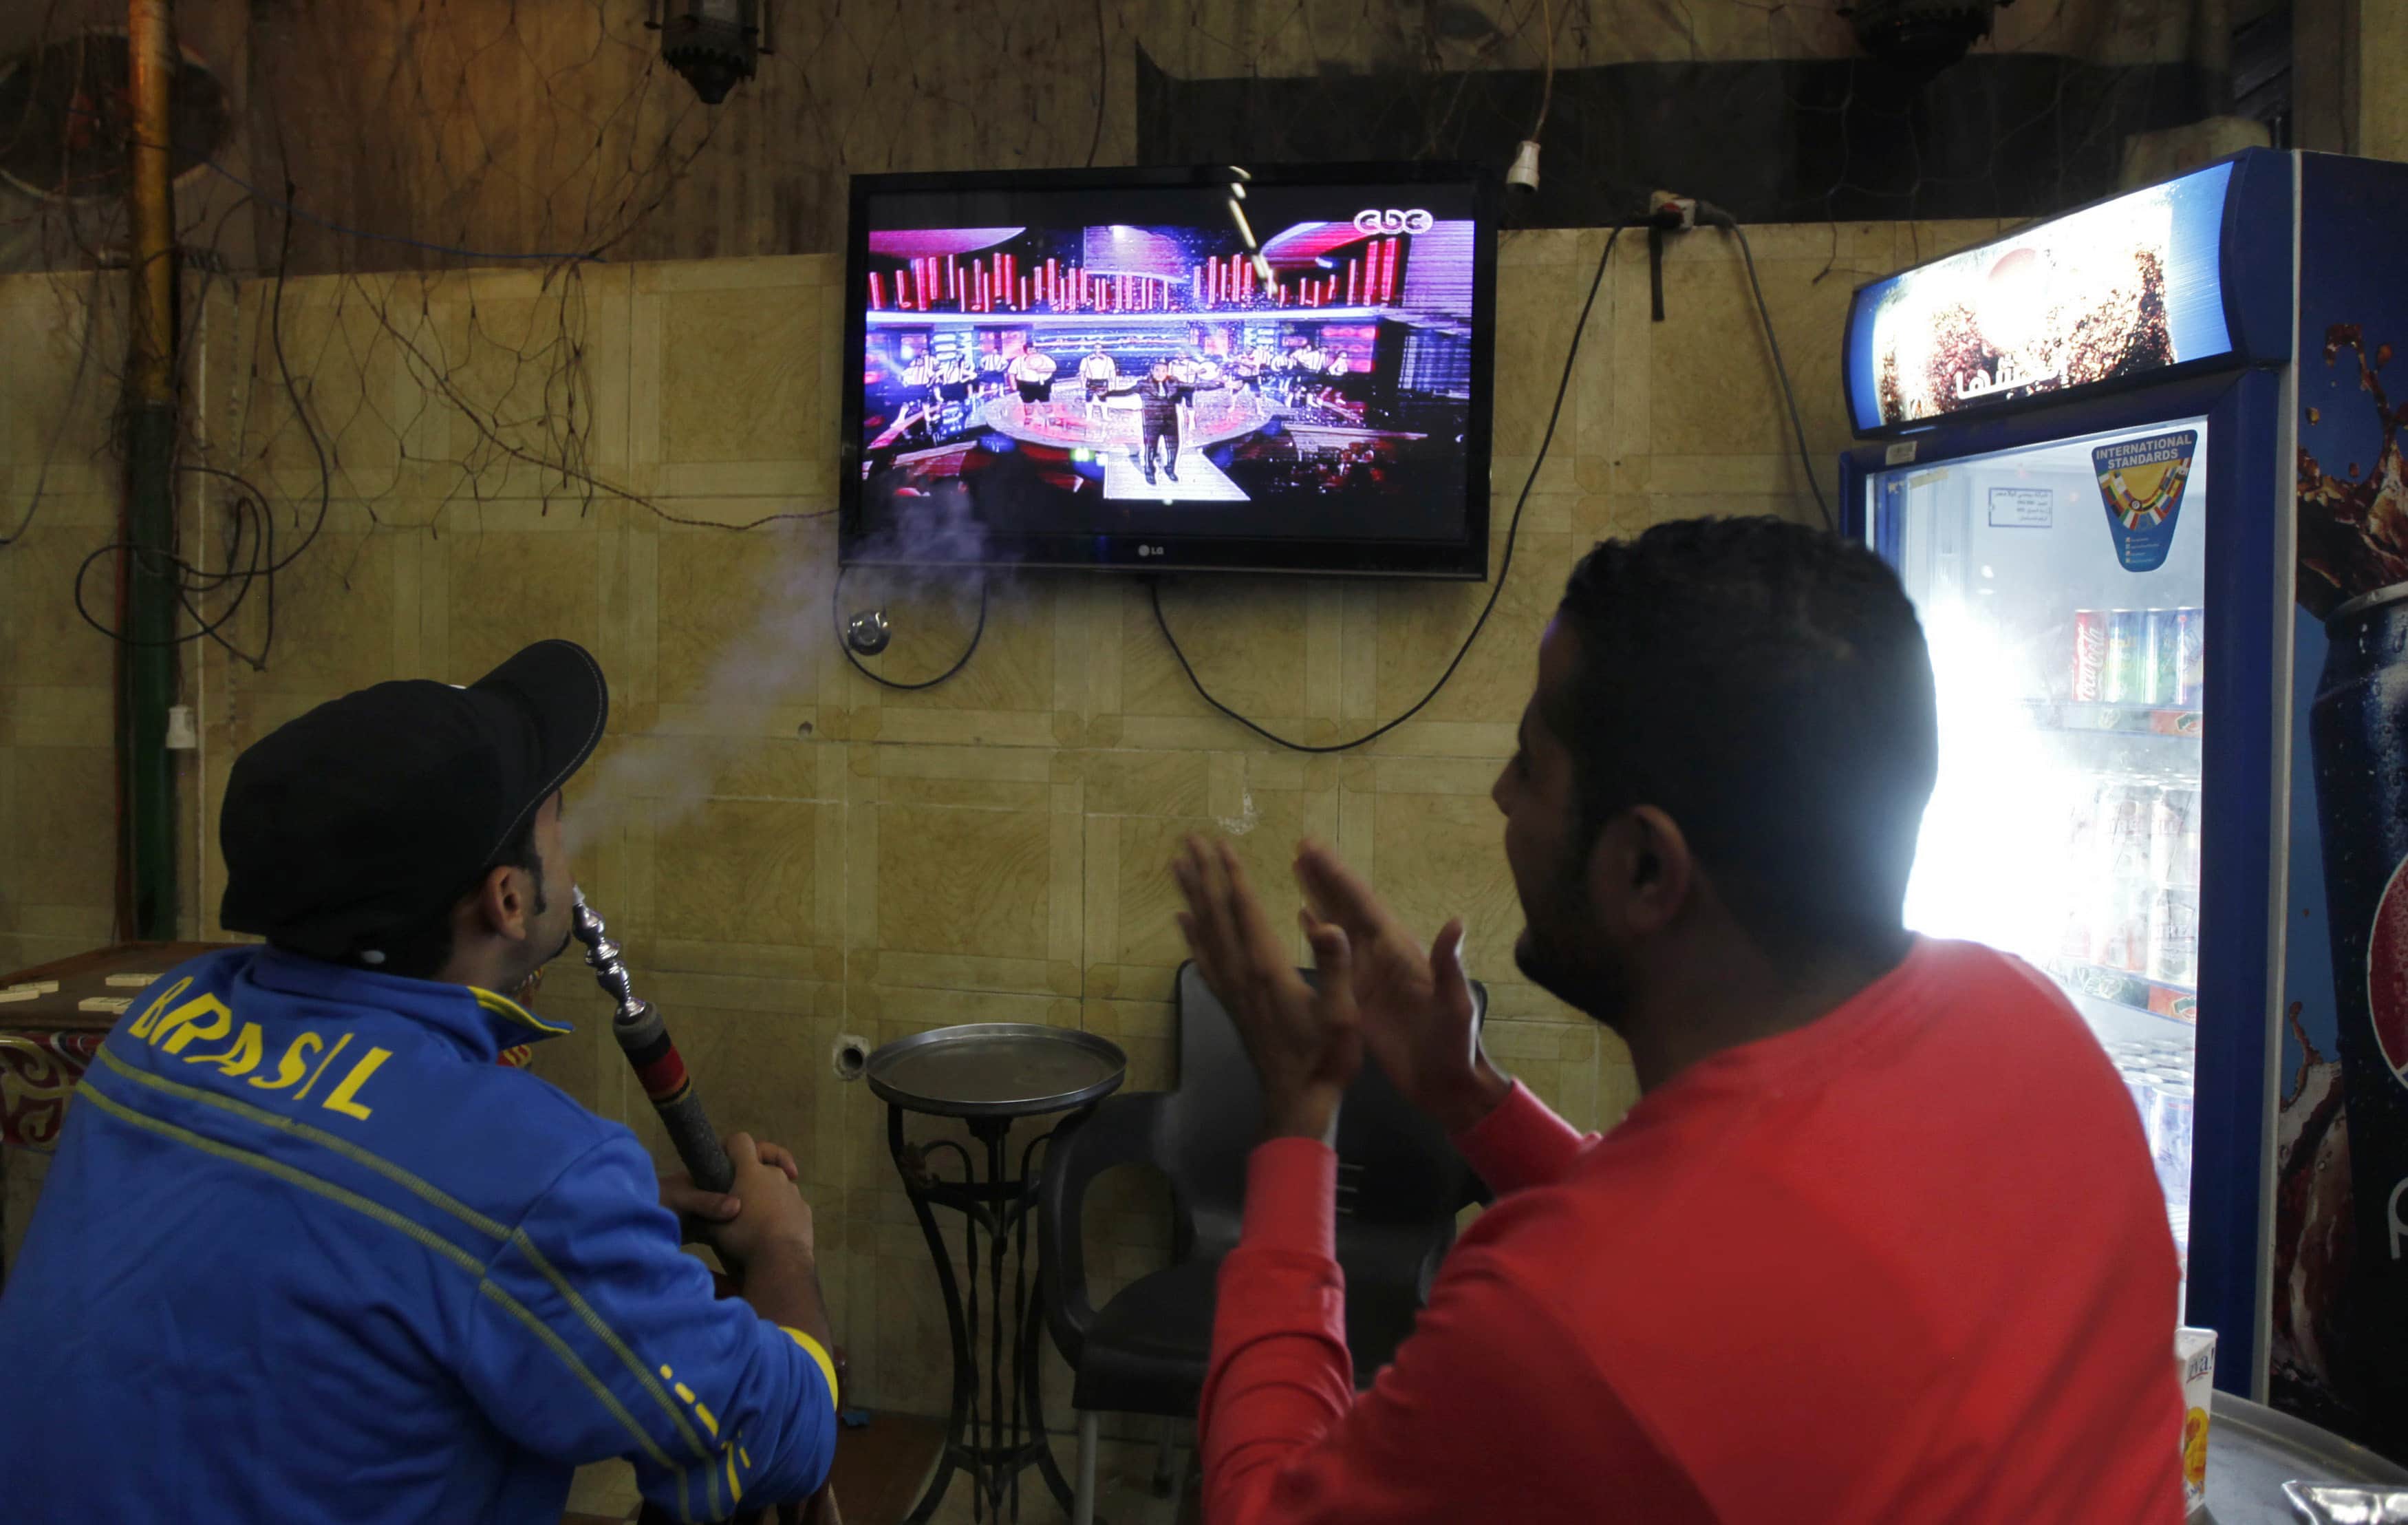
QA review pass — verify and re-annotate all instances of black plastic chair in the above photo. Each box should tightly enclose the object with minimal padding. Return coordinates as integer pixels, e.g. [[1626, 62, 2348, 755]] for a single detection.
[[1040, 961, 1487, 1523]]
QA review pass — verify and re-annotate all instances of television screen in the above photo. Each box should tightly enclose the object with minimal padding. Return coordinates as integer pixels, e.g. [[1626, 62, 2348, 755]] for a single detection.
[[839, 164, 1496, 578]]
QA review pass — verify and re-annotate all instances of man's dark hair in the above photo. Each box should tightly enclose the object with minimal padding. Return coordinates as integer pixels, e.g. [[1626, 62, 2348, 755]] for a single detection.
[[1549, 516, 1937, 959], [335, 811, 546, 979]]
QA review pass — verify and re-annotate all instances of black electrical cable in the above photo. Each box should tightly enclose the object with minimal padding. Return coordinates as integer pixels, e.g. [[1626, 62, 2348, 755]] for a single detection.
[[832, 564, 990, 691], [1152, 223, 1632, 754], [72, 530, 261, 655], [1697, 206, 1836, 531], [70, 468, 279, 662], [255, 186, 334, 579], [67, 451, 283, 668], [1084, 0, 1108, 167], [69, 186, 325, 670]]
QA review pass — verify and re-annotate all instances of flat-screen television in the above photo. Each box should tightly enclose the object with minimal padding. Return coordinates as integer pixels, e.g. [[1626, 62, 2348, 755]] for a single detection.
[[839, 163, 1497, 579]]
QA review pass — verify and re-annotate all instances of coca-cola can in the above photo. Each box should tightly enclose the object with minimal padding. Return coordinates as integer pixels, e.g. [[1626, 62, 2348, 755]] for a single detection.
[[2074, 609, 2107, 701], [2148, 884, 2201, 987]]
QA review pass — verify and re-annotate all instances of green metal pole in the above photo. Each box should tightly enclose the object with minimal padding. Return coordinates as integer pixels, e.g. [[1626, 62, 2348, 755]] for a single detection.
[[124, 0, 178, 940]]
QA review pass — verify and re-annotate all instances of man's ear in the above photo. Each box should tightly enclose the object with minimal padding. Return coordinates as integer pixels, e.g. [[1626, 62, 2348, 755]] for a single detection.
[[1585, 806, 1694, 937], [465, 864, 535, 944]]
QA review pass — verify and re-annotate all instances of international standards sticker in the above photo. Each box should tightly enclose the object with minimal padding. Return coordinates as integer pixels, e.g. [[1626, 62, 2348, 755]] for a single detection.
[[2094, 430, 2197, 573]]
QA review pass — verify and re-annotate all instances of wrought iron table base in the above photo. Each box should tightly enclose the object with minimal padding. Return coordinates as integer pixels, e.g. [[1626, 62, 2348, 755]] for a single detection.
[[890, 1105, 1082, 1524]]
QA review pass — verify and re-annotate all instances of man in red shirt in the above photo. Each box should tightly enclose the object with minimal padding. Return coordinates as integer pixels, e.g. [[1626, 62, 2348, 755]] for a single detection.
[[1171, 517, 2184, 1524]]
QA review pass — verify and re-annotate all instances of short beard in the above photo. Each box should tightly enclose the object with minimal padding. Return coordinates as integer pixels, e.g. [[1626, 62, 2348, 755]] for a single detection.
[[1512, 840, 1635, 1030], [533, 877, 572, 968], [515, 862, 572, 977]]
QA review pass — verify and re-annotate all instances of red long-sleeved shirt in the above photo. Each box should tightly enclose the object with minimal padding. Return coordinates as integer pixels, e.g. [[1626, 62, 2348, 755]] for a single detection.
[[1200, 937, 2186, 1524]]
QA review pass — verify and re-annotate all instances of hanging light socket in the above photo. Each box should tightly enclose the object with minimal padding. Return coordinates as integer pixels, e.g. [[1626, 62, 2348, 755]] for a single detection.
[[648, 0, 772, 105], [1505, 140, 1542, 194]]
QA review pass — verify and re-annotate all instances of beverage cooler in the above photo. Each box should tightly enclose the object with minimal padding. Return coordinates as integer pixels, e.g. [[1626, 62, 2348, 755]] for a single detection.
[[1838, 149, 2408, 1458]]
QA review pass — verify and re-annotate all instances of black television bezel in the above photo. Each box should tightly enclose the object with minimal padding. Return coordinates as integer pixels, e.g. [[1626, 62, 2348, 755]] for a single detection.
[[837, 161, 1499, 582]]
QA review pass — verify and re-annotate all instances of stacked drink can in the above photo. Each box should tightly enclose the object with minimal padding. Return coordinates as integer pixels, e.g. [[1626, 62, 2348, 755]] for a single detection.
[[2101, 1036, 2197, 1263], [2056, 770, 2202, 986], [2072, 606, 2204, 705]]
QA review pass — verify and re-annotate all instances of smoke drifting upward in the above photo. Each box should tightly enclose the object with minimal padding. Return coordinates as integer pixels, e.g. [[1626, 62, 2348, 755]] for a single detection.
[[562, 483, 995, 859]]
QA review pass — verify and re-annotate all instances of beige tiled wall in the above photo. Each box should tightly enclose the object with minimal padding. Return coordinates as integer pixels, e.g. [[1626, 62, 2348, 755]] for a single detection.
[[0, 219, 2008, 1431]]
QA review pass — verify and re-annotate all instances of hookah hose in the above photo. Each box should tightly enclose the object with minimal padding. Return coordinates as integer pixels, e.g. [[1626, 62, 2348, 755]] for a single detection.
[[570, 890, 840, 1525]]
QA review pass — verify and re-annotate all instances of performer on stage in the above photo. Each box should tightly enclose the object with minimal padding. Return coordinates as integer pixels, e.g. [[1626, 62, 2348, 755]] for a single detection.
[[1137, 358, 1193, 486], [900, 350, 946, 428], [1170, 354, 1202, 433], [1232, 348, 1265, 394], [1079, 343, 1117, 420], [1009, 345, 1059, 413], [1318, 349, 1353, 412]]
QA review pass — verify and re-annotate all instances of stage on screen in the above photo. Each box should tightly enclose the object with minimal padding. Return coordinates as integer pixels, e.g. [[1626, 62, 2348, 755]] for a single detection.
[[839, 166, 1496, 577]]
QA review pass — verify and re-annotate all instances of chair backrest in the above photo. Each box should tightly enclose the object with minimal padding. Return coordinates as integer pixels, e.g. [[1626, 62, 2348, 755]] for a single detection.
[[1163, 961, 1486, 1266]]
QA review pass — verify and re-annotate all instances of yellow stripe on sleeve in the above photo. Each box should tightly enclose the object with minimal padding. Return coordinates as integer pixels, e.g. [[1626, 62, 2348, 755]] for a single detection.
[[780, 1327, 841, 1412]]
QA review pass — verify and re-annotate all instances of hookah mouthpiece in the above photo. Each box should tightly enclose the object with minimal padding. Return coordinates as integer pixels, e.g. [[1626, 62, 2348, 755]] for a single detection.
[[570, 888, 645, 1025]]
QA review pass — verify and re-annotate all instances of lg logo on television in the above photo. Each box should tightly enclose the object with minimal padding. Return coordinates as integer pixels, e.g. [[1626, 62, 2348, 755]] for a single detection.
[[1353, 208, 1434, 235], [1137, 545, 1165, 557]]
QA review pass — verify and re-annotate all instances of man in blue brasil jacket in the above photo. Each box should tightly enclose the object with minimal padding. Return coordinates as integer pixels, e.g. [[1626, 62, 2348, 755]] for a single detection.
[[0, 640, 836, 1523]]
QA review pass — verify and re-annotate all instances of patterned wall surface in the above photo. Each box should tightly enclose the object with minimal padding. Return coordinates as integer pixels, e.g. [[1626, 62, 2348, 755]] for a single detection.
[[0, 219, 2009, 1430]]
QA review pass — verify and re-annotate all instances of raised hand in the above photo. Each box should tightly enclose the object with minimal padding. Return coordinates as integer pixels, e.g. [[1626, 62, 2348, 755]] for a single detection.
[[1173, 835, 1364, 1142], [1293, 840, 1509, 1135]]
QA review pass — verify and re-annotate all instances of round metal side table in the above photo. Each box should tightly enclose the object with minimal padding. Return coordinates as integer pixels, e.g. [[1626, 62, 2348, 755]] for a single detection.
[[866, 1023, 1126, 1524]]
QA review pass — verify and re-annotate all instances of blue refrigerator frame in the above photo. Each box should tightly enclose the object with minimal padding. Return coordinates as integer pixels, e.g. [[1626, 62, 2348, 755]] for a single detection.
[[1836, 148, 2299, 1397]]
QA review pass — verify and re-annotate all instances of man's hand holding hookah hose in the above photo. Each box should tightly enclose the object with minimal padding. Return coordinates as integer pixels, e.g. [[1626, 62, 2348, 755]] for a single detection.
[[570, 889, 844, 1525]]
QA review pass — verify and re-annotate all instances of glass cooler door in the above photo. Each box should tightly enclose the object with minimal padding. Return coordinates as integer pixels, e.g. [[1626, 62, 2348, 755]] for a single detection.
[[1869, 416, 2209, 1277]]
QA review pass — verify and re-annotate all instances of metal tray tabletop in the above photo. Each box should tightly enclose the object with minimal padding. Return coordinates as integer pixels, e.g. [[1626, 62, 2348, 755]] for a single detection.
[[2205, 1391, 2408, 1524], [864, 1023, 1127, 1120]]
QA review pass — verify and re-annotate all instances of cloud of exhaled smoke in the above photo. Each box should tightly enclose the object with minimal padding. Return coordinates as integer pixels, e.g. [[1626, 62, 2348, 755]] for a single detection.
[[564, 481, 993, 857]]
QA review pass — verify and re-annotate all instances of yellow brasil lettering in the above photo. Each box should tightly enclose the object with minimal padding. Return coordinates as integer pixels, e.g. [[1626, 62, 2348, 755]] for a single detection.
[[125, 978, 193, 1039], [133, 992, 394, 1119], [250, 1031, 323, 1090], [154, 996, 234, 1054], [184, 1021, 264, 1077], [319, 1047, 391, 1120], [290, 1033, 352, 1102]]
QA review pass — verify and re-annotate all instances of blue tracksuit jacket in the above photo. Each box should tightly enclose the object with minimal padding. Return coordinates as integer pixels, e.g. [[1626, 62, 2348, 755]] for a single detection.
[[0, 947, 836, 1522]]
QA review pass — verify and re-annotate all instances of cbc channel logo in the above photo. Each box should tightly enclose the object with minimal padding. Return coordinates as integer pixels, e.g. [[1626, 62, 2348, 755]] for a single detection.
[[1353, 208, 1434, 236]]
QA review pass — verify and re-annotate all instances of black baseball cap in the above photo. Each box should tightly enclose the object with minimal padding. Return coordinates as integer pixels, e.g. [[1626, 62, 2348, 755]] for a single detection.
[[219, 639, 608, 961]]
